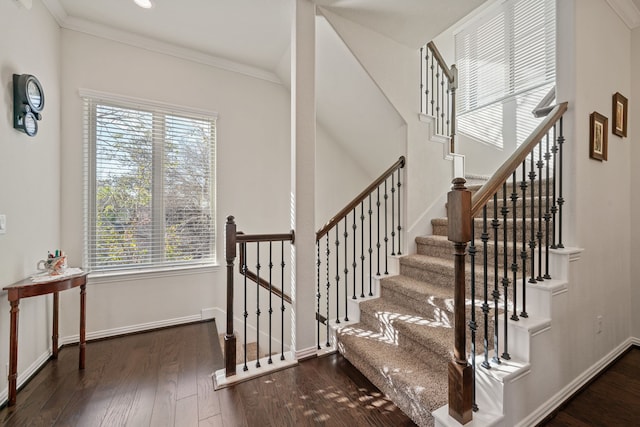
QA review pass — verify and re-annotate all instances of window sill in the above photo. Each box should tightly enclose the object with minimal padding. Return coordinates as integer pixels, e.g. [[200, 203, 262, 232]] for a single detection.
[[87, 263, 221, 285]]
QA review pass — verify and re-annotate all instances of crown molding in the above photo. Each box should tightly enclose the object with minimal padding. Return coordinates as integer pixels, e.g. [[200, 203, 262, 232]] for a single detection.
[[41, 0, 282, 84], [606, 0, 640, 29]]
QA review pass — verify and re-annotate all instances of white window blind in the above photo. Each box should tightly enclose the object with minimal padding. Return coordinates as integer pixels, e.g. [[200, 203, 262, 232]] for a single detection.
[[455, 0, 555, 148], [82, 91, 217, 273]]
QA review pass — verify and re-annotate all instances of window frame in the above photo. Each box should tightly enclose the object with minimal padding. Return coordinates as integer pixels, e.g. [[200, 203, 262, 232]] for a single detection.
[[81, 89, 218, 277]]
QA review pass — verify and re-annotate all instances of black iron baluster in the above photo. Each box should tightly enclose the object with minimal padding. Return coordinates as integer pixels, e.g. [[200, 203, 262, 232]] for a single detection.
[[551, 124, 558, 249], [268, 242, 273, 364], [316, 241, 321, 350], [515, 168, 523, 323], [335, 227, 341, 324], [420, 46, 425, 115], [503, 180, 513, 360], [544, 133, 552, 280], [557, 117, 565, 248], [430, 52, 435, 117], [325, 236, 331, 347], [510, 171, 520, 322], [391, 174, 396, 256], [360, 202, 365, 298], [352, 209, 357, 300], [242, 242, 248, 371], [255, 244, 261, 368], [384, 180, 389, 275], [513, 162, 535, 317], [435, 66, 441, 132], [481, 206, 490, 370], [528, 151, 536, 289], [492, 193, 501, 365], [440, 69, 446, 133], [537, 140, 544, 281], [397, 167, 402, 255], [376, 187, 381, 276], [281, 241, 285, 360], [344, 220, 349, 322], [469, 222, 479, 411], [369, 195, 374, 296]]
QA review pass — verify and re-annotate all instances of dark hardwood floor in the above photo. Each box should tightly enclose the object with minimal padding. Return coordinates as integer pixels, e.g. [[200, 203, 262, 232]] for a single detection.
[[539, 347, 640, 426], [0, 320, 416, 426]]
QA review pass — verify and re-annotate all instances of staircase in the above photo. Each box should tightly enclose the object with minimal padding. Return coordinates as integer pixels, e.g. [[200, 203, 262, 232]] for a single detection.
[[335, 179, 550, 427]]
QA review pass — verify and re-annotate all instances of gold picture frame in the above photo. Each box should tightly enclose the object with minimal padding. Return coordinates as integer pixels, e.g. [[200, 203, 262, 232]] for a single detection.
[[589, 112, 608, 161], [612, 92, 628, 138]]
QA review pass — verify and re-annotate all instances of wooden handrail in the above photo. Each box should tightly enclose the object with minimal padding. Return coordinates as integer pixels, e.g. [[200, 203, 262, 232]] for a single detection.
[[532, 86, 556, 118], [470, 102, 568, 216], [427, 41, 454, 82], [316, 156, 405, 241]]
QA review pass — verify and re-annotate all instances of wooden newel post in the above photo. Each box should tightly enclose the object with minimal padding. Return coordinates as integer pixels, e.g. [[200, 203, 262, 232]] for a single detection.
[[225, 216, 237, 377], [447, 177, 473, 424]]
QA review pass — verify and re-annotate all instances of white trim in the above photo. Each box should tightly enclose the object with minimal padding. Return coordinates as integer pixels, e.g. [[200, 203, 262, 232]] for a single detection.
[[606, 0, 640, 29], [88, 264, 220, 285], [295, 346, 319, 361], [518, 337, 636, 427], [78, 88, 219, 119], [0, 349, 51, 407], [59, 313, 207, 345], [213, 351, 298, 390], [42, 0, 282, 84]]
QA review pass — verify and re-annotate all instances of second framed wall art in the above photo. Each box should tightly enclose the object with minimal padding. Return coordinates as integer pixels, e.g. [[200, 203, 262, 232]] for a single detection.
[[612, 92, 628, 138]]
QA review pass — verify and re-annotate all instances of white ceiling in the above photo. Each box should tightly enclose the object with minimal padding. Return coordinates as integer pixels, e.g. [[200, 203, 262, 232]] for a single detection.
[[41, 0, 488, 83]]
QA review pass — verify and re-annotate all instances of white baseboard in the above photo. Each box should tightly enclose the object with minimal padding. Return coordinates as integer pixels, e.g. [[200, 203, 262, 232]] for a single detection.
[[60, 307, 225, 345], [518, 337, 635, 427], [295, 345, 318, 360], [0, 348, 51, 407]]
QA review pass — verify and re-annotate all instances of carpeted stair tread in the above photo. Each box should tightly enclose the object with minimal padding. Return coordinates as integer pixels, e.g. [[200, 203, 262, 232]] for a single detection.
[[337, 324, 448, 427], [416, 234, 520, 262], [381, 274, 452, 303], [357, 296, 454, 360]]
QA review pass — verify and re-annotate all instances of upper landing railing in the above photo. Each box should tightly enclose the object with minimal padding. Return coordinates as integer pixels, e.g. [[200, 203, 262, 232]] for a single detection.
[[421, 41, 458, 153]]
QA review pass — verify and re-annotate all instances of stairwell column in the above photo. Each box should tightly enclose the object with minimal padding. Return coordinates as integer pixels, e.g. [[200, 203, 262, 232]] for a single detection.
[[290, 0, 316, 357], [447, 178, 473, 424]]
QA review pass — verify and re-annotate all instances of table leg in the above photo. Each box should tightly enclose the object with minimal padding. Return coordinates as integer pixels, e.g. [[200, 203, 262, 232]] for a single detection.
[[8, 300, 19, 406], [52, 292, 59, 359], [79, 284, 86, 370]]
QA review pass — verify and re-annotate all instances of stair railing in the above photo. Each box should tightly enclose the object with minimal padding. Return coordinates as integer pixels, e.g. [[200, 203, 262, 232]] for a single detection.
[[315, 156, 405, 350], [421, 41, 458, 153], [224, 216, 295, 377], [446, 102, 568, 424]]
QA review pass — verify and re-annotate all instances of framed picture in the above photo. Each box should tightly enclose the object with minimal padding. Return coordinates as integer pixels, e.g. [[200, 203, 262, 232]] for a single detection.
[[612, 92, 628, 137], [589, 112, 608, 161]]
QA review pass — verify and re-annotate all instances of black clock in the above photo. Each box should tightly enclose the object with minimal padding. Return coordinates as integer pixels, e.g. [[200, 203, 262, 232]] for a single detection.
[[13, 74, 44, 137]]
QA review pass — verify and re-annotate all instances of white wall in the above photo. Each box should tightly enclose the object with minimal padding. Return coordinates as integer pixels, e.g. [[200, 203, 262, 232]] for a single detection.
[[58, 30, 291, 343], [319, 8, 455, 242], [0, 0, 61, 403], [537, 0, 632, 407], [631, 21, 640, 339]]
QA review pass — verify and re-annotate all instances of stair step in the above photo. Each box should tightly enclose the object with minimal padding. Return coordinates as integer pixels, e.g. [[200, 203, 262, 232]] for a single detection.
[[379, 274, 453, 318], [337, 324, 448, 427], [358, 296, 454, 360], [401, 254, 496, 286], [432, 217, 548, 243]]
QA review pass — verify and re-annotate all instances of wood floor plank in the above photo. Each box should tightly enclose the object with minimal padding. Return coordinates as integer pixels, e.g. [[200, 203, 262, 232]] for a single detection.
[[175, 395, 199, 427], [541, 348, 640, 427], [196, 322, 222, 421], [198, 414, 224, 427], [149, 328, 182, 427]]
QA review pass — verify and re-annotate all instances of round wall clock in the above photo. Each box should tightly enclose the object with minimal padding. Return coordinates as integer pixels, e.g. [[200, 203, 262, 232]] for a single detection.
[[13, 74, 44, 137]]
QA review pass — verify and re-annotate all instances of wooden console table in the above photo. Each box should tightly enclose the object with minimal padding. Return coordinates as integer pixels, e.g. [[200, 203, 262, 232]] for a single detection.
[[2, 271, 87, 406]]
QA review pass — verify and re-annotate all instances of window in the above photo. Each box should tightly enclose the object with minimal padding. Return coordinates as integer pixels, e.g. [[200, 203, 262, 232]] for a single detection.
[[82, 90, 217, 274], [455, 0, 555, 148]]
